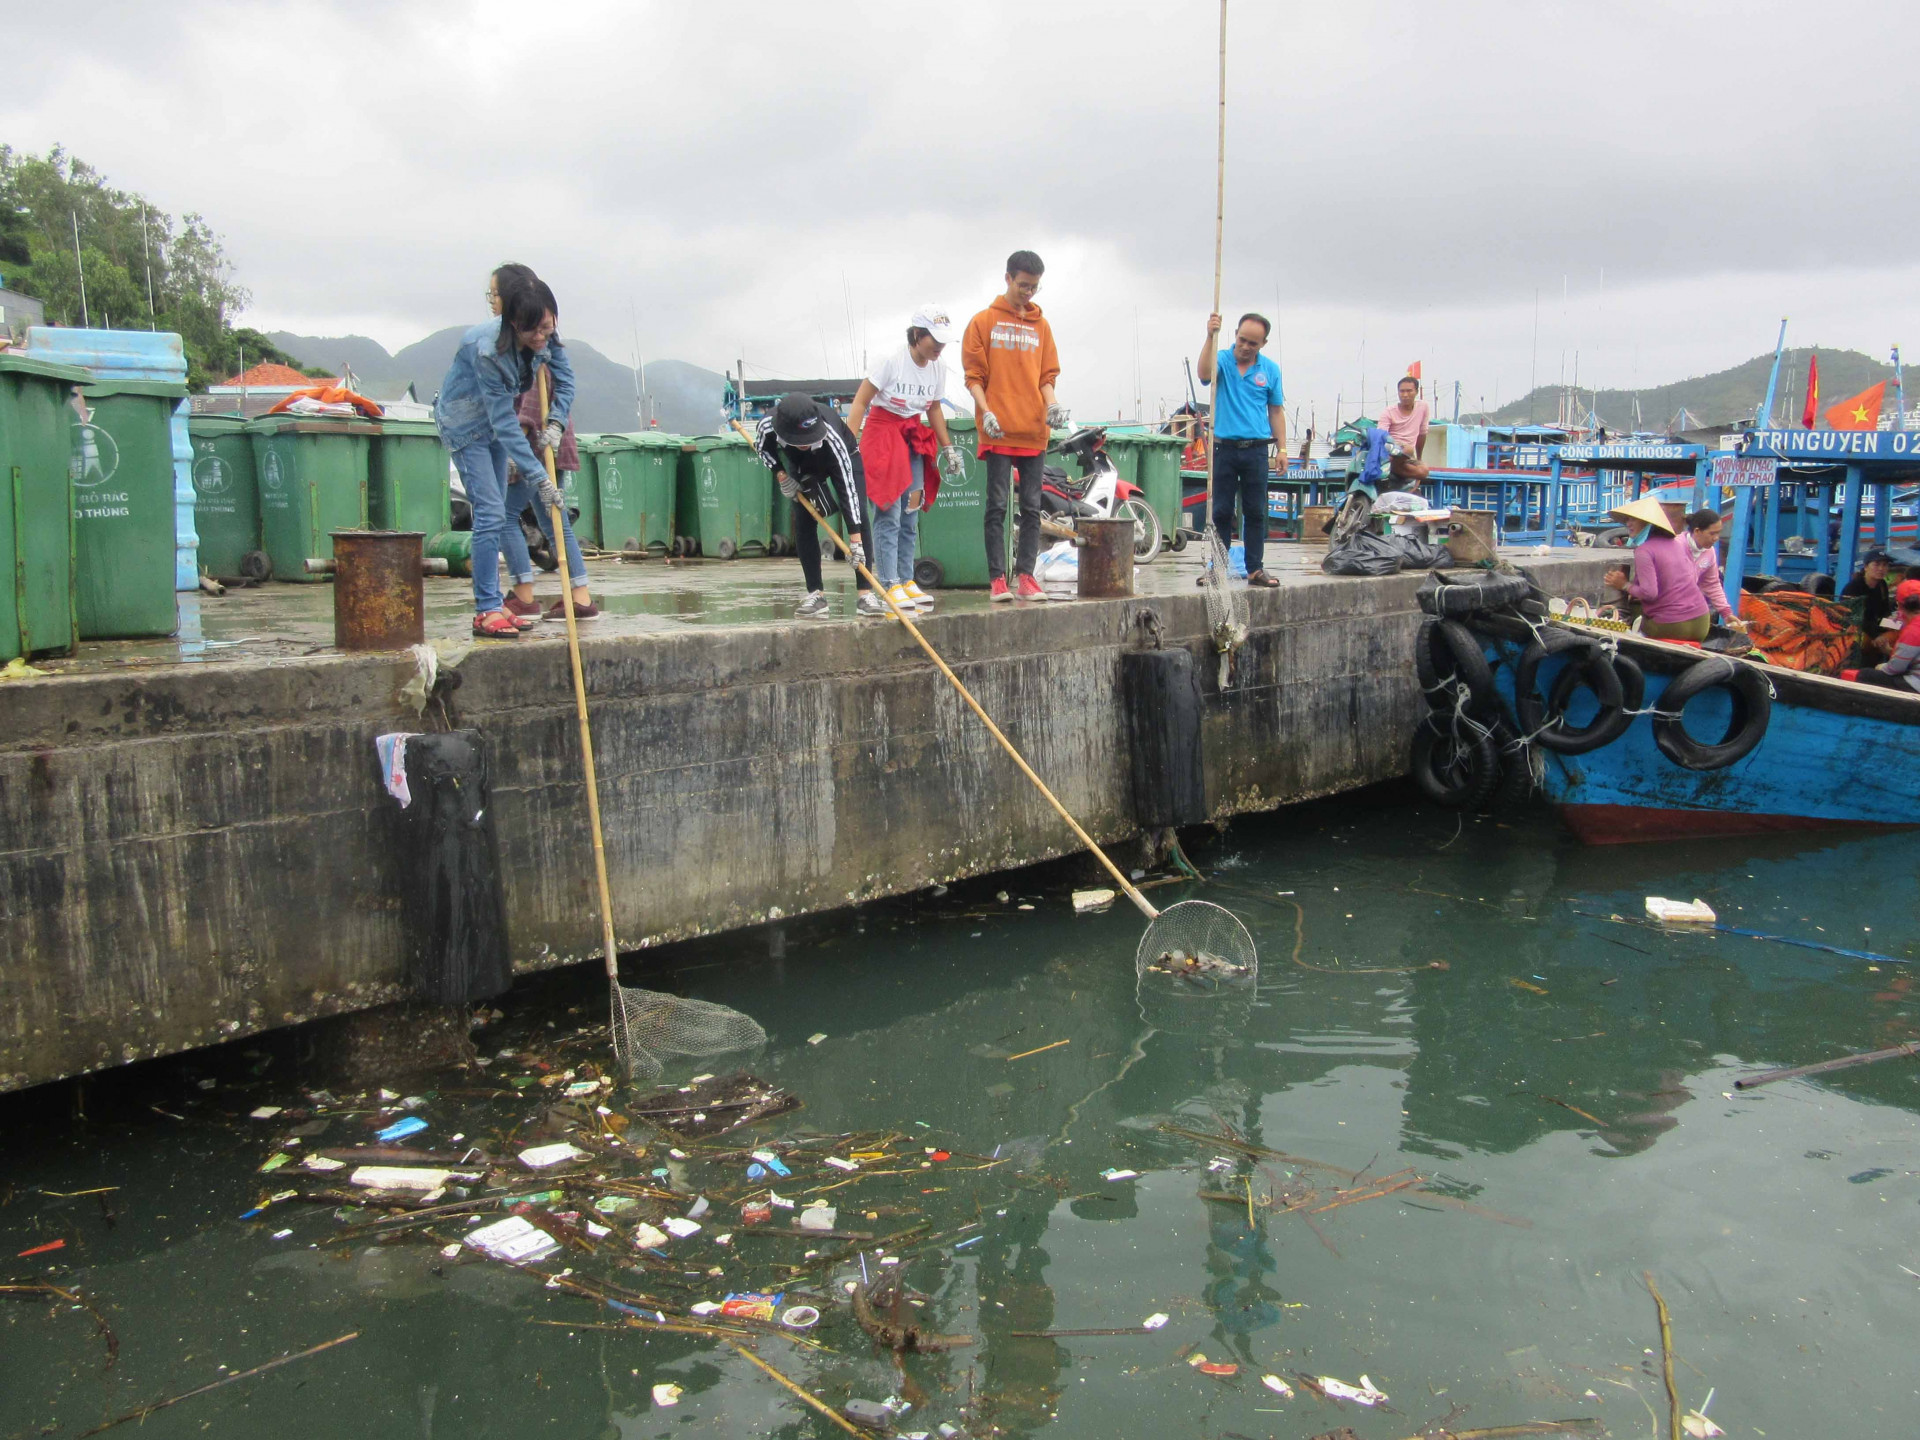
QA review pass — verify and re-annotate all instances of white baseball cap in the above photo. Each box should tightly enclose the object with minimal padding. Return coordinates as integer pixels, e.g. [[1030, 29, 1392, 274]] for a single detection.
[[909, 304, 959, 345]]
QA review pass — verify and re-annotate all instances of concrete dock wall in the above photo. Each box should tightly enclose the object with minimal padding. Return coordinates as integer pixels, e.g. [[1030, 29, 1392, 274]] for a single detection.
[[0, 557, 1608, 1091]]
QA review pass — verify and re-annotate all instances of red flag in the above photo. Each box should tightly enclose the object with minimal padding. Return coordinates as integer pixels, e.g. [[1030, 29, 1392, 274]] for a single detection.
[[1801, 353, 1820, 428], [1824, 381, 1887, 432], [1406, 361, 1422, 380]]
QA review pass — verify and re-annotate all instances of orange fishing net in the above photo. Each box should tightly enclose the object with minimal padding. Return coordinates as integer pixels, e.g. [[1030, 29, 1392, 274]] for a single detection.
[[1739, 590, 1855, 674]]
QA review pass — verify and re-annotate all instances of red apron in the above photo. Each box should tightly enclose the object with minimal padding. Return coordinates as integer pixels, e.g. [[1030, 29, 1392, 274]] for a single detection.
[[860, 407, 941, 511]]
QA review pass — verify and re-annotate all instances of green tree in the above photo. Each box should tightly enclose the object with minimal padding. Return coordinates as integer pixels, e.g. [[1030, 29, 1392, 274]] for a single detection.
[[0, 145, 296, 389]]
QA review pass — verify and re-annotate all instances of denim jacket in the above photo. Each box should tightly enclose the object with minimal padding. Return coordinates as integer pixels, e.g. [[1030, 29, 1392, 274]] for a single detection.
[[435, 318, 575, 482]]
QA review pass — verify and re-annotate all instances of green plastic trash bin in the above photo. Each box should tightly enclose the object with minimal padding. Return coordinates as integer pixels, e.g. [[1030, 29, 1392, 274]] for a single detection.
[[1134, 433, 1185, 548], [596, 432, 679, 557], [248, 415, 373, 583], [563, 434, 604, 549], [909, 415, 1008, 589], [677, 435, 768, 559], [71, 378, 183, 638], [0, 353, 87, 660], [188, 415, 268, 582], [368, 418, 452, 536]]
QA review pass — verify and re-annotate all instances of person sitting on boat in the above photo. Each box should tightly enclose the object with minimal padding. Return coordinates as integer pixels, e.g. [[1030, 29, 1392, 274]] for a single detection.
[[1601, 497, 1712, 642], [1375, 376, 1431, 487], [1842, 548, 1897, 659], [1849, 579, 1920, 693], [753, 393, 886, 620], [1682, 508, 1746, 633]]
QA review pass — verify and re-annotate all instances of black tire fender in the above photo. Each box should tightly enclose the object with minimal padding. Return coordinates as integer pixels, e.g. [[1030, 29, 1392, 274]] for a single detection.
[[1418, 569, 1533, 617], [1409, 713, 1501, 809], [1516, 629, 1625, 754], [1415, 618, 1498, 716], [1652, 658, 1772, 771], [1545, 649, 1643, 753]]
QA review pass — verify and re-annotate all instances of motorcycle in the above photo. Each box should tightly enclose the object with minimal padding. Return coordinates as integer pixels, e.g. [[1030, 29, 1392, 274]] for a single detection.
[[1327, 424, 1403, 547], [1042, 427, 1163, 562]]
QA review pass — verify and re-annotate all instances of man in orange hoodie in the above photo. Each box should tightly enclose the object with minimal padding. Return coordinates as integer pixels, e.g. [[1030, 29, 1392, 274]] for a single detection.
[[963, 249, 1066, 602]]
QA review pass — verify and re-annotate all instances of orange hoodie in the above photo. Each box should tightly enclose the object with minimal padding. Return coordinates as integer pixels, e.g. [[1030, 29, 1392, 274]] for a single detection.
[[962, 294, 1060, 452]]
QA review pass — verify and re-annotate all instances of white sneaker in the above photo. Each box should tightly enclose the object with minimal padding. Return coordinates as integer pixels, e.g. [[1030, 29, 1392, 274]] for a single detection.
[[904, 581, 935, 612], [795, 591, 830, 619], [884, 583, 915, 620], [855, 591, 889, 618]]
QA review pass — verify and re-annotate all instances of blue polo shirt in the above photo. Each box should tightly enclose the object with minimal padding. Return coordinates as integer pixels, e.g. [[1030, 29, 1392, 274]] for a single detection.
[[1207, 349, 1284, 440]]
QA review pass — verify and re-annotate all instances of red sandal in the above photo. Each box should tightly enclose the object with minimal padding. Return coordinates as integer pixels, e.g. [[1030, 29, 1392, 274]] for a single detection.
[[472, 609, 522, 639]]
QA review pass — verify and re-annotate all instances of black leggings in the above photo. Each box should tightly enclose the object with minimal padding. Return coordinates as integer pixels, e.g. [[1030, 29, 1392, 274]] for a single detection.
[[794, 508, 874, 593]]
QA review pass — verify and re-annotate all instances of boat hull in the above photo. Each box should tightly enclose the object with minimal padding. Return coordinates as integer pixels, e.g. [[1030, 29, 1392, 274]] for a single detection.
[[1482, 626, 1920, 845]]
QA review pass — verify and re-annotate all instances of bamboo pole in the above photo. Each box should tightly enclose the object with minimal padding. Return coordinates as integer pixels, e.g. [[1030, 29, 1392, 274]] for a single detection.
[[1205, 0, 1227, 494]]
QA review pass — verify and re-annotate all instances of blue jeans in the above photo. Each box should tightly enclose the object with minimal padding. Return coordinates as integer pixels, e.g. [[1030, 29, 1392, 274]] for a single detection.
[[1211, 441, 1271, 575], [869, 456, 924, 587], [454, 441, 585, 614]]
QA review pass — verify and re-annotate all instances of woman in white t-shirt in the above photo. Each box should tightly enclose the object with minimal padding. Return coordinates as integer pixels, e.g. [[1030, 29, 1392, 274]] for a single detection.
[[848, 305, 968, 613]]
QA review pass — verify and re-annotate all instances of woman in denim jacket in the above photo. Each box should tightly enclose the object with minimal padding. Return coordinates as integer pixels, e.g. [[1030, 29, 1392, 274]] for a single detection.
[[437, 278, 595, 637]]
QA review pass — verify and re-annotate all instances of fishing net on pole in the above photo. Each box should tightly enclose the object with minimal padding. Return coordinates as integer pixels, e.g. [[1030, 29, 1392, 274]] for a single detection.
[[1133, 898, 1259, 1036], [1199, 529, 1249, 686], [610, 979, 767, 1082]]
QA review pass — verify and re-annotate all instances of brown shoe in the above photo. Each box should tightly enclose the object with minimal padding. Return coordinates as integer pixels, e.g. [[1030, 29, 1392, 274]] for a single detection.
[[544, 599, 601, 620], [501, 594, 542, 629], [1246, 569, 1280, 588]]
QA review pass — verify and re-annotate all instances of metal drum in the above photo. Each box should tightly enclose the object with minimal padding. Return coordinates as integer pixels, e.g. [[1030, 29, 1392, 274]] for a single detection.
[[1076, 516, 1136, 599]]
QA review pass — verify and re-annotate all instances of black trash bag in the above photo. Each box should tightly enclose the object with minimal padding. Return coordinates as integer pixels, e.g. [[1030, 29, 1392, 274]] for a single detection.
[[388, 731, 513, 1006], [1321, 529, 1455, 576]]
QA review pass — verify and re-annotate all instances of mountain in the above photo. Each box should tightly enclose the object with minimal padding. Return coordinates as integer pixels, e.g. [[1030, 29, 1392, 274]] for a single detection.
[[1482, 348, 1902, 432], [267, 329, 729, 436]]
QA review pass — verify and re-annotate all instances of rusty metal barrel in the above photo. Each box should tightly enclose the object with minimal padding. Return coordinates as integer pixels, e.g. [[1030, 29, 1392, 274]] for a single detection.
[[326, 530, 427, 651], [1076, 516, 1136, 599]]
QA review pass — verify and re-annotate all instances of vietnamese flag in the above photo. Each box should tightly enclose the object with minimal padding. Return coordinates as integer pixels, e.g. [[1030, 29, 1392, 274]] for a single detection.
[[1407, 360, 1422, 380], [1824, 381, 1887, 431], [1801, 352, 1819, 428]]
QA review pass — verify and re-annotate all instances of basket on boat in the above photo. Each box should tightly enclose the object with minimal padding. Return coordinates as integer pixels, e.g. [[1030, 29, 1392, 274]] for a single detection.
[[1554, 597, 1634, 633]]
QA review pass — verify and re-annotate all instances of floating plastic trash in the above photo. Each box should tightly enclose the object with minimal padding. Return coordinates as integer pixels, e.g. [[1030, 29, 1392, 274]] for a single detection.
[[1646, 896, 1717, 925], [375, 1116, 428, 1142], [519, 1142, 587, 1168], [464, 1215, 558, 1265]]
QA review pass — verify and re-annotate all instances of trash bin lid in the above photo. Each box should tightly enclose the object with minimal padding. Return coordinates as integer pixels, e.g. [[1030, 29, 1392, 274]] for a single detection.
[[187, 413, 251, 435], [0, 353, 91, 385], [374, 418, 441, 437], [78, 377, 189, 400]]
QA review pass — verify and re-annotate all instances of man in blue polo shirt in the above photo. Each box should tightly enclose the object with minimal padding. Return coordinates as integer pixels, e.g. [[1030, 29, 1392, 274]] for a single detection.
[[1197, 311, 1286, 587]]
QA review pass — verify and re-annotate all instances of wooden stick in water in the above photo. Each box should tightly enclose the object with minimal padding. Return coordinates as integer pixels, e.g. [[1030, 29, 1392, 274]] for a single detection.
[[724, 1339, 865, 1437], [1643, 1270, 1681, 1440], [1733, 1039, 1920, 1089], [78, 1332, 359, 1436]]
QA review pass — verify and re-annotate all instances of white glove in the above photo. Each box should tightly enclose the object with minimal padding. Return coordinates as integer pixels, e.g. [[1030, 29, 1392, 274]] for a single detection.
[[937, 445, 967, 484], [539, 420, 564, 452], [1045, 403, 1070, 429], [536, 477, 563, 510], [848, 540, 866, 570], [979, 409, 1004, 440], [777, 471, 800, 499]]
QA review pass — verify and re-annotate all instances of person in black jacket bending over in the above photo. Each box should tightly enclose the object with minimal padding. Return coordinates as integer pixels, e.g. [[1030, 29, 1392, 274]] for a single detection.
[[753, 393, 886, 619]]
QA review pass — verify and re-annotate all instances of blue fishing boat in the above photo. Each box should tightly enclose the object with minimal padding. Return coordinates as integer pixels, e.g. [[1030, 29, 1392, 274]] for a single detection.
[[1410, 575, 1920, 844]]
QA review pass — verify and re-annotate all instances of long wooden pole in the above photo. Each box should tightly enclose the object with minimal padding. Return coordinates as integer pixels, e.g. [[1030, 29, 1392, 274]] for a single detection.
[[540, 373, 621, 987], [732, 422, 1154, 920], [1205, 0, 1227, 491]]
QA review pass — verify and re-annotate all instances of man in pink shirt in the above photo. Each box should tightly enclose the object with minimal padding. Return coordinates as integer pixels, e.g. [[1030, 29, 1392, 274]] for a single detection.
[[1376, 376, 1431, 486]]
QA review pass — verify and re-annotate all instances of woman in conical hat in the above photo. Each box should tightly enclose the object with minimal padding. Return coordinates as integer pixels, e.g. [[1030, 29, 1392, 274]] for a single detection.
[[1602, 496, 1713, 641]]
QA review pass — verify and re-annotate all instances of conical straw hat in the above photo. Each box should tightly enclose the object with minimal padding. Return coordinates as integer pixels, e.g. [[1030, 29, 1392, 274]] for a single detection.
[[1608, 495, 1674, 533]]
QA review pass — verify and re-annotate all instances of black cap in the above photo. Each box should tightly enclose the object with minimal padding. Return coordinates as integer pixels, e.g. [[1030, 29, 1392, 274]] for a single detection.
[[1862, 548, 1893, 566], [773, 393, 827, 447]]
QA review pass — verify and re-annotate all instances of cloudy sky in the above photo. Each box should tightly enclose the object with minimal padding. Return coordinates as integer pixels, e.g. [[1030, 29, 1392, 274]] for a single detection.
[[12, 0, 1919, 430]]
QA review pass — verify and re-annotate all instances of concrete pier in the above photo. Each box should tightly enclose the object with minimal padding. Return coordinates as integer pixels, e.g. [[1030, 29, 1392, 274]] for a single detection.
[[0, 549, 1609, 1091]]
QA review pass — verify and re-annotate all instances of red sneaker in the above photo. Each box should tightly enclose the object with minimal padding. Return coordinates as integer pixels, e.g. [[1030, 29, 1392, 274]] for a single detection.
[[989, 577, 1013, 603], [472, 609, 522, 639], [1015, 574, 1048, 602], [502, 594, 542, 629]]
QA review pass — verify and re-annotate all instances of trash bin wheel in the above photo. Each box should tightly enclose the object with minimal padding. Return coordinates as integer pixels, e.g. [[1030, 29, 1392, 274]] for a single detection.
[[621, 537, 642, 555], [717, 537, 738, 560], [1168, 528, 1188, 553], [913, 557, 945, 590], [239, 550, 273, 583]]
